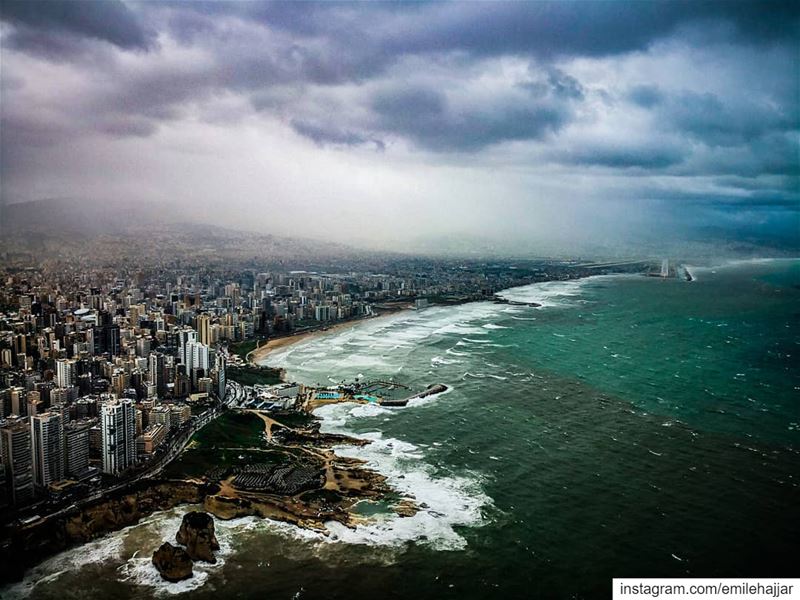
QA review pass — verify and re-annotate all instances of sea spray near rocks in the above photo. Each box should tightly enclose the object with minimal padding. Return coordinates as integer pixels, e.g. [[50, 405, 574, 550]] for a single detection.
[[313, 398, 492, 551]]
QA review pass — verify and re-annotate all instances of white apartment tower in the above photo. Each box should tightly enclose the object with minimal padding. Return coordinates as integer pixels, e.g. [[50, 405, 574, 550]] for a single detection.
[[100, 399, 137, 475], [31, 412, 65, 489], [55, 358, 75, 388]]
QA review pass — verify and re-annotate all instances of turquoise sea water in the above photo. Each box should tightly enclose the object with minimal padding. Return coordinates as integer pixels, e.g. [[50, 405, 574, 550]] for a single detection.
[[8, 258, 799, 599]]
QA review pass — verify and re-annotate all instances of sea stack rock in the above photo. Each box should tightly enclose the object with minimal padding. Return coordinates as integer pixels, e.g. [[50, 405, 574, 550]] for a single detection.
[[176, 511, 220, 563], [152, 542, 193, 582]]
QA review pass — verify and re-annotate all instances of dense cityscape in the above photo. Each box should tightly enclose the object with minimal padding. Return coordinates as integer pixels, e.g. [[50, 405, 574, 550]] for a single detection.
[[0, 240, 646, 523]]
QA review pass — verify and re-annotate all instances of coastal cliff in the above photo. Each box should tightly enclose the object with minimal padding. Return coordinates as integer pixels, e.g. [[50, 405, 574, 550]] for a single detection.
[[0, 479, 216, 584], [1, 411, 418, 584]]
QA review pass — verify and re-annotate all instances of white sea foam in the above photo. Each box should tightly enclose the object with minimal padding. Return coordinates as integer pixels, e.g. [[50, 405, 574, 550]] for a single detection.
[[1, 505, 241, 599], [446, 348, 471, 357], [462, 372, 508, 381], [1, 530, 126, 599], [265, 302, 505, 378], [431, 355, 460, 366], [312, 396, 490, 551], [406, 384, 452, 408]]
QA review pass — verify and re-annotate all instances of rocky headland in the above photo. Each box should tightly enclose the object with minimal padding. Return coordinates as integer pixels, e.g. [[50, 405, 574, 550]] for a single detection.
[[0, 410, 417, 585]]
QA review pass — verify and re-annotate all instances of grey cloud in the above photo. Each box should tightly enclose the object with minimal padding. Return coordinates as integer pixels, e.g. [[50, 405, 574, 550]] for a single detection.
[[643, 187, 800, 209], [665, 91, 793, 147], [558, 144, 687, 170], [291, 120, 385, 151], [374, 1, 800, 61], [0, 0, 153, 50], [160, 1, 799, 87], [628, 85, 664, 108], [1, 0, 798, 239], [361, 73, 578, 152]]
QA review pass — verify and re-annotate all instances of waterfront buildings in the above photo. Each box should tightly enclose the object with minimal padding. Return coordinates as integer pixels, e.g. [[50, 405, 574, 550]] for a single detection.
[[100, 399, 137, 476], [0, 247, 633, 511], [31, 412, 64, 490], [64, 420, 92, 479], [1, 419, 34, 505]]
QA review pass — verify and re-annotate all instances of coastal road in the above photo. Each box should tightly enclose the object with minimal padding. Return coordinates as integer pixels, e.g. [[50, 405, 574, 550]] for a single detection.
[[29, 384, 238, 524]]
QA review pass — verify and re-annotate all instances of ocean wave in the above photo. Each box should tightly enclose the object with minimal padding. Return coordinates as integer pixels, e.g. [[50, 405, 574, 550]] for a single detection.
[[1, 530, 126, 599], [1, 505, 238, 599], [320, 433, 490, 551], [446, 348, 471, 357], [462, 372, 508, 381], [310, 390, 490, 551], [431, 355, 460, 366], [482, 323, 508, 330], [496, 278, 591, 307], [406, 384, 452, 408]]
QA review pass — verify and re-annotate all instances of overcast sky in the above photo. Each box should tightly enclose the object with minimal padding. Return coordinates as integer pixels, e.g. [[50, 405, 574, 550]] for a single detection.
[[1, 1, 798, 255]]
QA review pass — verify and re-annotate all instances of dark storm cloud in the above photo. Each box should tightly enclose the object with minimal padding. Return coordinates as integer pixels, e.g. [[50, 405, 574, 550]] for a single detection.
[[641, 186, 800, 209], [658, 91, 794, 147], [368, 81, 574, 152], [0, 0, 153, 51], [260, 0, 800, 61], [150, 0, 800, 92], [0, 0, 798, 239], [291, 120, 385, 151], [559, 144, 687, 170]]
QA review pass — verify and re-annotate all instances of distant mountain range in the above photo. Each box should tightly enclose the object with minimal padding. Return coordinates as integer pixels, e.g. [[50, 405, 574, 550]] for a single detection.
[[1, 198, 187, 234], [0, 198, 386, 268]]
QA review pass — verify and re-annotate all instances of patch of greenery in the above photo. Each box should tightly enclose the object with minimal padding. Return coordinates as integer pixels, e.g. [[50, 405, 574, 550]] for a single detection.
[[227, 365, 283, 386], [271, 411, 315, 429], [229, 339, 264, 360], [163, 448, 290, 479], [192, 410, 265, 448]]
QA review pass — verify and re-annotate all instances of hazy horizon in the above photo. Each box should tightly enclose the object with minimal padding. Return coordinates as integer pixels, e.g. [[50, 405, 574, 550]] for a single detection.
[[1, 1, 798, 256]]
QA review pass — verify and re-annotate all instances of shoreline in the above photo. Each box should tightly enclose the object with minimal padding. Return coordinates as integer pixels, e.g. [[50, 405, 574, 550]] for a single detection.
[[248, 309, 409, 366], [0, 409, 412, 586]]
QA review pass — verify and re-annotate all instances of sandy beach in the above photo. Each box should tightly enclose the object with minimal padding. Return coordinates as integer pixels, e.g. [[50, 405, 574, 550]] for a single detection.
[[247, 309, 409, 366]]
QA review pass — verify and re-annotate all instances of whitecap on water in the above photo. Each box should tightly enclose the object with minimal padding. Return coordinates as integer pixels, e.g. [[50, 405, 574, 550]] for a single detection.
[[312, 393, 490, 551]]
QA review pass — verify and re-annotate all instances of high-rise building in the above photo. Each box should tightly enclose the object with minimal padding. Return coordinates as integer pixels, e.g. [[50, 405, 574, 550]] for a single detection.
[[31, 412, 65, 490], [135, 337, 151, 358], [10, 386, 26, 416], [64, 420, 92, 478], [196, 314, 211, 346], [148, 406, 172, 431], [55, 358, 76, 388], [26, 390, 42, 417], [213, 352, 226, 401], [184, 341, 209, 371], [100, 399, 137, 476], [1, 419, 34, 505], [0, 463, 8, 509], [148, 352, 166, 397], [177, 329, 197, 366]]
